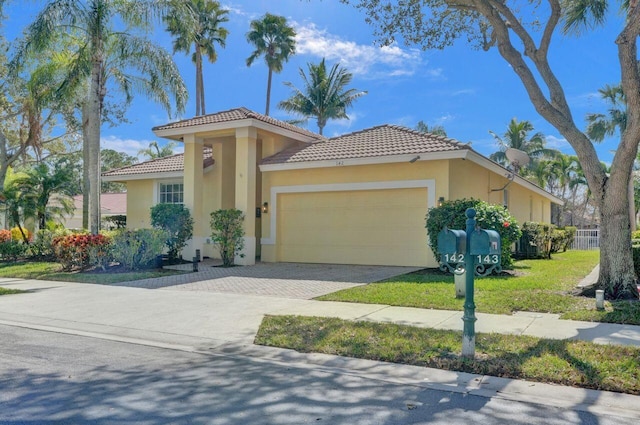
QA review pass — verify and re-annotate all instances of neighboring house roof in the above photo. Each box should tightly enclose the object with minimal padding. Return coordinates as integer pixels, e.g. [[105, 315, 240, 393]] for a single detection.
[[72, 192, 127, 215], [152, 106, 321, 140], [102, 148, 213, 179], [260, 125, 469, 165]]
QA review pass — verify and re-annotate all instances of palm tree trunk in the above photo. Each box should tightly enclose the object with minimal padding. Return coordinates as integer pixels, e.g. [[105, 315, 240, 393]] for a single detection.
[[265, 67, 272, 116], [196, 46, 203, 116], [88, 60, 103, 235], [82, 101, 90, 230]]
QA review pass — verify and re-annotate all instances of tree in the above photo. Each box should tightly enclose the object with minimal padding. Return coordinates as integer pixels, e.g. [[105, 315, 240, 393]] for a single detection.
[[14, 1, 188, 235], [341, 0, 640, 298], [489, 118, 559, 170], [278, 58, 367, 135], [415, 120, 447, 136], [138, 141, 178, 160], [101, 149, 137, 193], [165, 0, 228, 116], [246, 13, 296, 116]]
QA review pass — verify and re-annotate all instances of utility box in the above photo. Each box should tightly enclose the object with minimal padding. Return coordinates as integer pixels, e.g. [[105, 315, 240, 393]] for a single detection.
[[437, 228, 466, 264], [469, 229, 501, 264]]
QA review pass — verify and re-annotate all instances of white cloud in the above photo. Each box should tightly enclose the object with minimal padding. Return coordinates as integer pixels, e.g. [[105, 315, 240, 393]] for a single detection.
[[293, 23, 426, 79], [101, 135, 178, 160], [545, 135, 574, 153]]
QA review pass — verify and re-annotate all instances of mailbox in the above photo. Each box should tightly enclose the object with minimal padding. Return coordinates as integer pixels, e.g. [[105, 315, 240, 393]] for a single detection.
[[437, 228, 466, 263], [470, 229, 501, 255]]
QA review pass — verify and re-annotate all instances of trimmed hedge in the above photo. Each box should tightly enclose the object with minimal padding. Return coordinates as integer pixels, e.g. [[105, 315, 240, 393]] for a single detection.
[[517, 222, 576, 259]]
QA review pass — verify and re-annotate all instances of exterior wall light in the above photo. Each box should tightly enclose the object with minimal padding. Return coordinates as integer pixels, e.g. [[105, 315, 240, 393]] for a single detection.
[[438, 197, 445, 207], [262, 202, 269, 214]]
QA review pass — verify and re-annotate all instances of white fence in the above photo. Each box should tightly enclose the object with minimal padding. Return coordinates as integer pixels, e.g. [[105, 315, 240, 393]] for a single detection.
[[572, 229, 600, 250]]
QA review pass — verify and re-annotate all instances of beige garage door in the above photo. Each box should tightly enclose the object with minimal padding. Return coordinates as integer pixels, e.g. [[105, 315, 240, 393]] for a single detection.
[[276, 188, 430, 266]]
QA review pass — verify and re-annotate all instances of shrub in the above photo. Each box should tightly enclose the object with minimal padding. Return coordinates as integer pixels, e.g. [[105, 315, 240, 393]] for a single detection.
[[0, 240, 28, 262], [103, 214, 127, 230], [111, 229, 167, 270], [150, 204, 193, 261], [52, 233, 111, 271], [29, 229, 71, 260], [518, 223, 577, 259], [425, 198, 521, 268], [11, 226, 32, 243], [0, 229, 11, 243], [210, 209, 245, 267], [633, 245, 640, 278]]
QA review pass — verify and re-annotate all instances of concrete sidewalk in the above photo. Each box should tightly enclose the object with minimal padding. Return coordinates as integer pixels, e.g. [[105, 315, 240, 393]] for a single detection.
[[1, 277, 640, 419]]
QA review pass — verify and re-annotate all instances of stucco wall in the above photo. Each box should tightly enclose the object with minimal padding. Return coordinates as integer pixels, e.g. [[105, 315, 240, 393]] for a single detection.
[[126, 180, 154, 229]]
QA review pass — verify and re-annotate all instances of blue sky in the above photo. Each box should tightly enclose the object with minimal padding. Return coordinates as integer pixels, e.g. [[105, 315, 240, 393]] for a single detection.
[[4, 1, 626, 163]]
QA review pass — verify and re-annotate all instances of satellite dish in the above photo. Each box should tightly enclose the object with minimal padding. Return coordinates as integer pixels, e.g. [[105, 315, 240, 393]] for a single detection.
[[505, 148, 530, 169]]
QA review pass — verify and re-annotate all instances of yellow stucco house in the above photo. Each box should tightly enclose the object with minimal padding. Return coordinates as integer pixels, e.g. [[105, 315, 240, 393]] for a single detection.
[[103, 107, 561, 268]]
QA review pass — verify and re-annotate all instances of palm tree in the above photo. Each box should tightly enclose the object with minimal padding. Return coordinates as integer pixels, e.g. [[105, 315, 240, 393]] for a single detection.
[[279, 59, 367, 135], [12, 159, 76, 230], [14, 1, 187, 234], [138, 141, 178, 160], [489, 118, 559, 171], [586, 84, 626, 141], [586, 84, 635, 230], [246, 13, 296, 116], [415, 120, 447, 136], [165, 0, 228, 116]]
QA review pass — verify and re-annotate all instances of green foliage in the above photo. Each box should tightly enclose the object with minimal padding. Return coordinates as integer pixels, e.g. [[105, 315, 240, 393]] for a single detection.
[[210, 209, 245, 267], [632, 230, 640, 241], [425, 198, 521, 268], [52, 233, 111, 271], [29, 229, 71, 260], [102, 214, 127, 230], [150, 203, 194, 261], [0, 240, 28, 262], [518, 223, 576, 259], [633, 245, 640, 280], [110, 229, 167, 271]]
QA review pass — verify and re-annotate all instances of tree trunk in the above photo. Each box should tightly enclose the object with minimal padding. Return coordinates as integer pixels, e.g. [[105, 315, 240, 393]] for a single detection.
[[265, 67, 272, 116], [82, 101, 90, 230], [598, 176, 637, 298], [195, 47, 203, 116], [88, 61, 102, 235]]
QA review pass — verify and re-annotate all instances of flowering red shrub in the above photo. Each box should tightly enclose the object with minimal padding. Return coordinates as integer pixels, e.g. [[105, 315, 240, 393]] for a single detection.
[[52, 233, 111, 271], [0, 229, 11, 243]]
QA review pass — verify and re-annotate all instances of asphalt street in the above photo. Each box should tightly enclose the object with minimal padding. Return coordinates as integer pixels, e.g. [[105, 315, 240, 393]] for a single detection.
[[0, 324, 636, 425]]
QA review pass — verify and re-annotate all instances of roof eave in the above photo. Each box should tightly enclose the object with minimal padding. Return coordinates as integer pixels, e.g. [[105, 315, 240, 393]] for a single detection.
[[154, 118, 319, 143], [464, 150, 565, 205], [102, 171, 184, 182], [259, 150, 469, 172]]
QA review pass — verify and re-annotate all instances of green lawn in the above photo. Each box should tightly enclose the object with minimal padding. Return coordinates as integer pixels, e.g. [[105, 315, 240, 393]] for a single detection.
[[256, 315, 640, 395], [0, 287, 25, 295], [0, 261, 184, 284], [318, 250, 640, 325]]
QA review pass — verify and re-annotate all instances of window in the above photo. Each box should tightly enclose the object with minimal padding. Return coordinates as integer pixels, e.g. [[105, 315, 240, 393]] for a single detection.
[[159, 182, 184, 204]]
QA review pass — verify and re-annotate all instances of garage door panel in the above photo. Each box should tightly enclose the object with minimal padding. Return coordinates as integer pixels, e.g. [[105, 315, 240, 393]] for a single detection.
[[277, 188, 430, 266]]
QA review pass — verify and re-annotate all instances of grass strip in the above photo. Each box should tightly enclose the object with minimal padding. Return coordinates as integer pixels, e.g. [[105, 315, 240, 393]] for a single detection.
[[0, 287, 25, 295], [0, 261, 185, 284], [316, 251, 640, 325], [256, 315, 640, 395]]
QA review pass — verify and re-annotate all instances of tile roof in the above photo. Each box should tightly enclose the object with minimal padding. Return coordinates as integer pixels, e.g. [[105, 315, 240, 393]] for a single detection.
[[152, 107, 321, 139], [73, 193, 127, 214], [260, 124, 470, 165], [102, 148, 213, 177]]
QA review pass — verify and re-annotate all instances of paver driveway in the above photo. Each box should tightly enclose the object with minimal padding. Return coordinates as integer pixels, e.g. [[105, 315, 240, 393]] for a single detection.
[[114, 261, 422, 299]]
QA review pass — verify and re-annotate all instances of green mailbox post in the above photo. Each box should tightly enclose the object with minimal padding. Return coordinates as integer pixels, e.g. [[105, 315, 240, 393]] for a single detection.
[[437, 208, 502, 358]]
